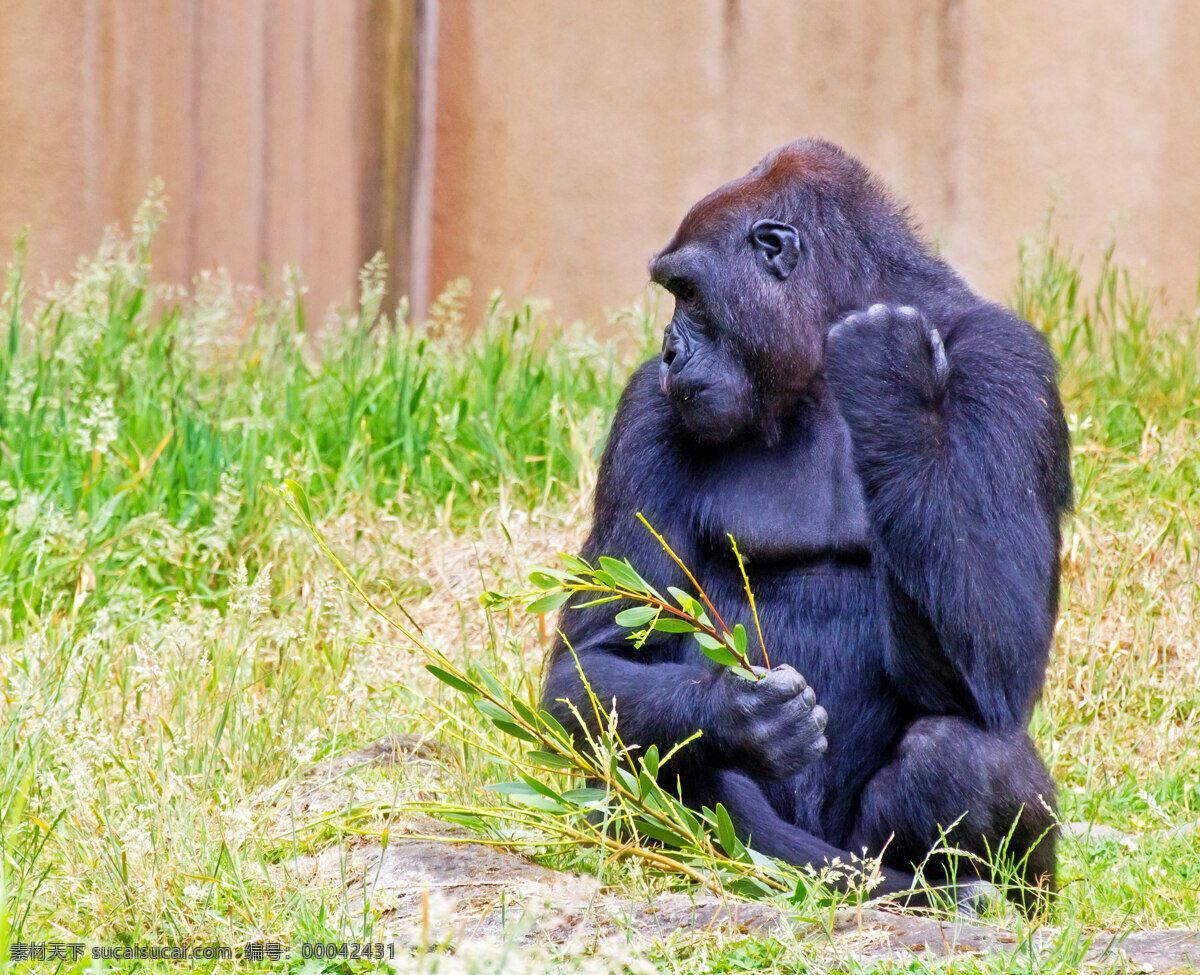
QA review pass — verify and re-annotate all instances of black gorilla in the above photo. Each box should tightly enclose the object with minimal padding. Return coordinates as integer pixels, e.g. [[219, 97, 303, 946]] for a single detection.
[[541, 139, 1071, 909]]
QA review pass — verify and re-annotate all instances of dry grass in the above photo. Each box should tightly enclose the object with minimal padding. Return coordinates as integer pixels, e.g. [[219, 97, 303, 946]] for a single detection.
[[1, 212, 1197, 971]]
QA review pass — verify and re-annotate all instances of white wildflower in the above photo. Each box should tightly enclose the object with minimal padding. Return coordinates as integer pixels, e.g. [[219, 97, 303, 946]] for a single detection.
[[3, 363, 35, 415], [13, 492, 41, 531], [358, 251, 389, 328], [131, 178, 168, 255], [199, 466, 243, 553], [72, 395, 120, 455], [290, 728, 323, 766], [229, 558, 272, 626]]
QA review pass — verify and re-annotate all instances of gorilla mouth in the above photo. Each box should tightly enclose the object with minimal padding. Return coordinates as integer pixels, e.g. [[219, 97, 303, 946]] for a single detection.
[[674, 395, 741, 442]]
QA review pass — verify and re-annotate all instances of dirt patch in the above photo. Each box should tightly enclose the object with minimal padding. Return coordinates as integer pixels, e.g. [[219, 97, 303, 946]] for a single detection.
[[277, 738, 1200, 970]]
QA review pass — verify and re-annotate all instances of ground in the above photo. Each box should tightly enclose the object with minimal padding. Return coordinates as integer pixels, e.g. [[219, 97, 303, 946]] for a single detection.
[[0, 211, 1197, 972]]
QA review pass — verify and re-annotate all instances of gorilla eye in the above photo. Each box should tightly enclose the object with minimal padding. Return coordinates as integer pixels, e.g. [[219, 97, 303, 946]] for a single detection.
[[670, 278, 698, 303]]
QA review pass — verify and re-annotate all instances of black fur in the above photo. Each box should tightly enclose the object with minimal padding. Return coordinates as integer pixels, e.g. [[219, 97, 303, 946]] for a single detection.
[[541, 140, 1071, 907]]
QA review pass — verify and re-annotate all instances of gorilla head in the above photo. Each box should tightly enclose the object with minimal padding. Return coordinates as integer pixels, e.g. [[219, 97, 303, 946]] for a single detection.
[[547, 137, 1069, 912], [649, 139, 934, 445]]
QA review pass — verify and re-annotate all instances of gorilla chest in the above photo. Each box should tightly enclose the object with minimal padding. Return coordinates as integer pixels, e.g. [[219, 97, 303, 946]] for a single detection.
[[689, 404, 871, 564]]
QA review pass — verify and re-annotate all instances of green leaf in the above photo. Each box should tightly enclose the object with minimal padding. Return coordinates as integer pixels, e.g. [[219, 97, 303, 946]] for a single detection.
[[651, 617, 697, 633], [517, 771, 564, 801], [509, 696, 540, 727], [643, 744, 660, 779], [536, 708, 571, 742], [730, 666, 759, 682], [615, 606, 657, 627], [526, 749, 574, 770], [560, 554, 592, 574], [472, 665, 506, 699], [425, 664, 478, 697], [526, 590, 571, 615], [676, 804, 703, 840], [699, 643, 741, 668], [694, 632, 724, 651], [485, 781, 565, 810], [598, 556, 647, 593], [485, 781, 540, 796], [491, 719, 540, 743], [728, 875, 780, 898], [529, 568, 571, 589], [638, 771, 666, 807], [285, 479, 311, 523], [89, 492, 126, 537], [614, 766, 641, 797], [562, 787, 609, 806], [474, 698, 512, 723], [668, 587, 701, 615], [633, 816, 687, 847], [714, 803, 743, 857], [731, 623, 748, 655]]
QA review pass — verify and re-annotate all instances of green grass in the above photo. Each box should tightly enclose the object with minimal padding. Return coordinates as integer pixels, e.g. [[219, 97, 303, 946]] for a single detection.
[[0, 201, 1197, 973]]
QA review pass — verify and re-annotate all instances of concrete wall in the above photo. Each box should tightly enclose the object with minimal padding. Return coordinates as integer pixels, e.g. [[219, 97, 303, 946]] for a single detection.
[[2, 1, 1199, 323], [0, 0, 429, 317], [433, 0, 1200, 319]]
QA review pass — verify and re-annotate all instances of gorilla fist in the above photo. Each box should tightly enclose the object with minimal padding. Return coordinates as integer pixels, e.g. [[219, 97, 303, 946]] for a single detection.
[[713, 665, 828, 779], [825, 303, 950, 420]]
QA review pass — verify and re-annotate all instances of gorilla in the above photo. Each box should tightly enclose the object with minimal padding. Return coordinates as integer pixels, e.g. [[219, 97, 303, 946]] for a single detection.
[[541, 139, 1071, 910]]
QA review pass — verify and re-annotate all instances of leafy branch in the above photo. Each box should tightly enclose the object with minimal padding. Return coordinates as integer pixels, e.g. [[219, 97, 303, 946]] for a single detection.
[[273, 480, 835, 902], [526, 512, 769, 678]]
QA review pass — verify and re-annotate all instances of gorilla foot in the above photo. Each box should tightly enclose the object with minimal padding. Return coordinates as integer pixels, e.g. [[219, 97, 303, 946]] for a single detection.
[[890, 878, 1002, 919], [950, 879, 1002, 919]]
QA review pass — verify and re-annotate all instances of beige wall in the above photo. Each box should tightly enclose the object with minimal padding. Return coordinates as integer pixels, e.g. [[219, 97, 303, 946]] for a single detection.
[[3, 2, 1199, 324], [0, 0, 427, 317], [433, 0, 1200, 320]]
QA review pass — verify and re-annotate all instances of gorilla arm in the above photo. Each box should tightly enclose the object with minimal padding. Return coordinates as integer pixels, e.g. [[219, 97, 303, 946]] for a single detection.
[[541, 363, 827, 781], [825, 304, 1071, 731]]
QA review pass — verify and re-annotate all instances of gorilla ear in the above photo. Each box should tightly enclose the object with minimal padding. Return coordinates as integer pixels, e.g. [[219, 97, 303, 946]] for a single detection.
[[749, 220, 801, 280]]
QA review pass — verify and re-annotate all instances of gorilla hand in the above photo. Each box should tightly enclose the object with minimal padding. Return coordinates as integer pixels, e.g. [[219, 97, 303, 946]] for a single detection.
[[714, 665, 828, 779], [824, 303, 950, 421]]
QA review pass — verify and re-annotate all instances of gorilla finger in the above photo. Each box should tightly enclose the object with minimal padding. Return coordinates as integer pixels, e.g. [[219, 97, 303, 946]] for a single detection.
[[811, 704, 828, 733], [761, 665, 806, 698], [929, 327, 950, 382]]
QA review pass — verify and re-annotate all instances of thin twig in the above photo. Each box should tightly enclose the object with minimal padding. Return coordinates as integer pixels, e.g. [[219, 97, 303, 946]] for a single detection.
[[728, 533, 770, 669], [636, 512, 730, 634]]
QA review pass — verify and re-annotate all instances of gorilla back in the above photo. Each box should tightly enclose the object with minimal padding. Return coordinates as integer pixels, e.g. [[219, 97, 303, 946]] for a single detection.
[[541, 139, 1071, 909]]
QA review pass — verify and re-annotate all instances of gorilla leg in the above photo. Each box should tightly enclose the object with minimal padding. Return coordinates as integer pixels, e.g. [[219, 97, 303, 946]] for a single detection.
[[687, 768, 919, 898], [849, 716, 1057, 911]]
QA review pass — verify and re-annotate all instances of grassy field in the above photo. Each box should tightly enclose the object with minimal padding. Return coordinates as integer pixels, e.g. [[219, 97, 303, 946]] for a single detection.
[[1, 195, 1198, 973]]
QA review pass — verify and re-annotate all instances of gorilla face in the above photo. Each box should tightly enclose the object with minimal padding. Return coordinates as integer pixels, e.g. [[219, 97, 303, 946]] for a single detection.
[[650, 212, 808, 445], [655, 274, 754, 442]]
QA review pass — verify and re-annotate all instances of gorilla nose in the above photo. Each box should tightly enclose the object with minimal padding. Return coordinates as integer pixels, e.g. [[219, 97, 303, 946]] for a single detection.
[[660, 330, 682, 395], [661, 328, 680, 367]]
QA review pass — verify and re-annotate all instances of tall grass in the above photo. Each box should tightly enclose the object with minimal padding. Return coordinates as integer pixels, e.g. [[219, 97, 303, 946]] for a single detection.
[[0, 194, 641, 625], [0, 203, 1196, 969]]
